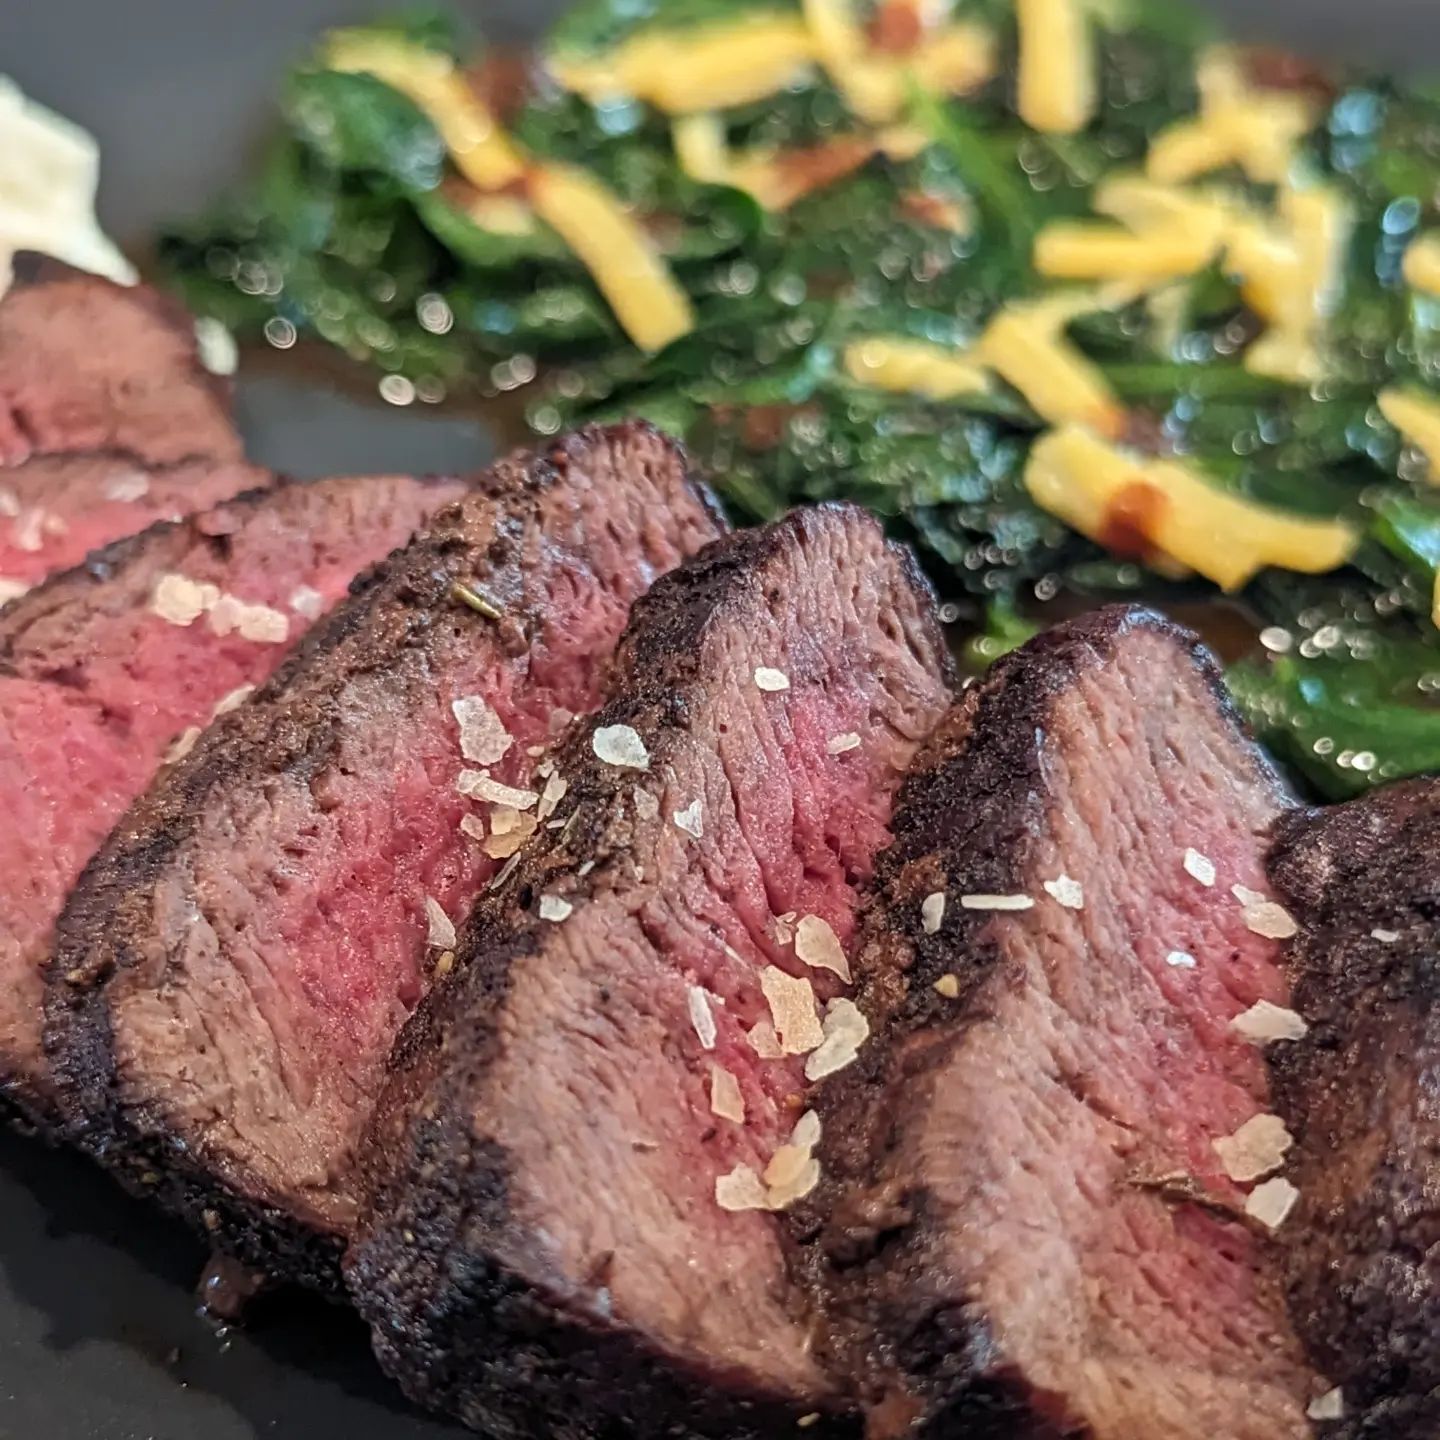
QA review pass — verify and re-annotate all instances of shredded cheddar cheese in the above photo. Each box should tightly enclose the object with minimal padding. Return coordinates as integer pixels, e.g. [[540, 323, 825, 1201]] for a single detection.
[[1380, 386, 1440, 480], [1403, 233, 1440, 297], [1016, 0, 1096, 135], [530, 163, 695, 352], [1025, 426, 1358, 591], [843, 336, 989, 400]]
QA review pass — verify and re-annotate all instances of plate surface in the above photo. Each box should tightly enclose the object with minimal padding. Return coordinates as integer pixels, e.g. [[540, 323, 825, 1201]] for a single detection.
[[0, 2, 1431, 1436]]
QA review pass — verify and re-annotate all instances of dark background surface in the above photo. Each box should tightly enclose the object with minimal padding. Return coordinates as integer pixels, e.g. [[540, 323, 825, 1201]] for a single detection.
[[0, 3, 1430, 1436]]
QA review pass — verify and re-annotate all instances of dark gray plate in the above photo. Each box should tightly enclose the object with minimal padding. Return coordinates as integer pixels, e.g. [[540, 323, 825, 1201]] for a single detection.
[[0, 3, 1430, 1436]]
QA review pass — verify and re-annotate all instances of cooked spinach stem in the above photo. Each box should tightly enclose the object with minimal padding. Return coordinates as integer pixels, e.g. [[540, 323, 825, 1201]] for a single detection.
[[451, 582, 504, 619], [166, 0, 1440, 796]]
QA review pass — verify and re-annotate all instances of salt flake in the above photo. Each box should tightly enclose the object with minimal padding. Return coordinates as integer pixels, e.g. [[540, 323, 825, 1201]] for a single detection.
[[1183, 849, 1216, 887], [804, 997, 869, 1081], [1213, 1113, 1293, 1183], [452, 695, 513, 766], [289, 585, 325, 620], [794, 915, 850, 983], [1042, 875, 1084, 910], [753, 666, 790, 692], [759, 966, 824, 1055], [1242, 899, 1299, 941], [709, 1065, 745, 1123], [424, 897, 457, 950], [673, 799, 703, 838], [1230, 1000, 1309, 1045], [102, 470, 149, 502], [538, 894, 573, 923], [456, 770, 538, 809], [1166, 950, 1197, 969], [959, 893, 1034, 912], [826, 732, 861, 755], [715, 1163, 769, 1212], [210, 684, 253, 719], [688, 986, 718, 1050], [1307, 1388, 1344, 1422], [1245, 1176, 1300, 1231], [1371, 928, 1400, 943], [746, 1018, 784, 1060], [592, 724, 650, 770], [921, 892, 946, 934], [0, 578, 30, 606], [150, 573, 219, 626]]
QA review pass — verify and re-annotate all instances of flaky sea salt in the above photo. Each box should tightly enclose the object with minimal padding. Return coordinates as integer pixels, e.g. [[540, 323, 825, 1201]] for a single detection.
[[804, 998, 869, 1081], [593, 724, 650, 770], [760, 966, 824, 1055], [921, 891, 946, 934], [456, 770, 538, 809], [150, 573, 220, 626], [673, 799, 703, 838], [753, 666, 790, 692], [538, 894, 573, 923], [424, 897, 456, 950], [960, 893, 1034, 912], [1245, 1176, 1300, 1231], [794, 915, 850, 983], [452, 695, 512, 766], [688, 985, 718, 1050], [1182, 848, 1216, 887], [826, 732, 861, 755], [1230, 1000, 1309, 1045], [1213, 1114, 1293, 1183], [1042, 875, 1084, 910]]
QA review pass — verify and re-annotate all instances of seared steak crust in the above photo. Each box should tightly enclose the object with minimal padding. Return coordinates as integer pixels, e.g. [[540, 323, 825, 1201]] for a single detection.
[[348, 505, 955, 1439], [46, 424, 723, 1290], [811, 607, 1316, 1440], [1268, 780, 1440, 1439]]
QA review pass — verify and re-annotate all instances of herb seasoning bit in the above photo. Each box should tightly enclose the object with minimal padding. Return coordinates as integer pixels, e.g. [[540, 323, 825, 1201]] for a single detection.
[[289, 585, 324, 620], [921, 891, 947, 934], [760, 966, 825, 1055], [536, 771, 568, 822], [1306, 1389, 1344, 1422], [633, 788, 659, 820], [452, 695, 513, 766], [1042, 875, 1084, 910], [1371, 927, 1400, 943], [1230, 1000, 1309, 1044], [593, 723, 650, 770], [826, 732, 861, 755], [746, 1018, 784, 1059], [425, 896, 457, 950], [1183, 848, 1216, 887], [450, 581, 502, 619], [804, 997, 869, 1081], [210, 684, 254, 718], [794, 915, 850, 982], [1242, 899, 1299, 941], [1245, 1176, 1300, 1231], [164, 726, 202, 764], [709, 1065, 746, 1123], [538, 894, 573, 923], [434, 950, 455, 976], [933, 973, 961, 999], [1166, 950, 1198, 969], [753, 666, 790, 692], [959, 893, 1034, 911], [673, 798, 704, 838], [456, 770, 539, 809], [1213, 1113, 1294, 1183], [150, 573, 220, 626], [715, 1163, 770, 1212], [688, 985, 718, 1050]]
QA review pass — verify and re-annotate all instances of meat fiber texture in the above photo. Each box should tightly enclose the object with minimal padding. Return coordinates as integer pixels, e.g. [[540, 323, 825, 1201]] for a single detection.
[[0, 471, 465, 1123], [0, 255, 255, 603], [47, 423, 724, 1291], [347, 504, 955, 1440], [1267, 780, 1440, 1440], [811, 607, 1318, 1440]]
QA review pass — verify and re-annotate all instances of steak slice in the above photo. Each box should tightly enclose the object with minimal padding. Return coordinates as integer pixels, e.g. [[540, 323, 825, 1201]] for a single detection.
[[0, 255, 241, 468], [0, 453, 268, 604], [1267, 780, 1440, 1439], [47, 423, 724, 1289], [347, 504, 954, 1439], [813, 607, 1317, 1439], [1, 471, 465, 1121]]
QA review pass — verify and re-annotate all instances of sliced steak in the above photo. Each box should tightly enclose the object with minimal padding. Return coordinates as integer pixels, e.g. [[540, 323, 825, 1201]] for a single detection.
[[1267, 780, 1440, 1439], [47, 423, 723, 1289], [347, 504, 954, 1439], [2, 471, 464, 1121], [0, 255, 241, 467], [813, 607, 1317, 1439], [0, 453, 267, 603]]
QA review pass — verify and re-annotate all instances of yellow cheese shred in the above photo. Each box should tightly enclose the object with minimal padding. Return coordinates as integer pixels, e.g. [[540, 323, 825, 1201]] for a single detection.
[[1380, 387, 1440, 481], [671, 114, 731, 185], [1403, 233, 1440, 298], [1025, 426, 1358, 591], [977, 297, 1127, 439], [1015, 0, 1096, 135], [529, 164, 695, 353], [802, 0, 993, 123], [843, 337, 989, 400], [324, 32, 526, 191], [1033, 221, 1220, 283], [1146, 47, 1317, 186], [548, 15, 817, 114]]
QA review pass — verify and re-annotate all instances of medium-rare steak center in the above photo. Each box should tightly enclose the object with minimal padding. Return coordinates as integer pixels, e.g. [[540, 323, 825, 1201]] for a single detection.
[[47, 423, 724, 1288], [813, 608, 1319, 1439], [347, 504, 955, 1439], [0, 471, 465, 1120]]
